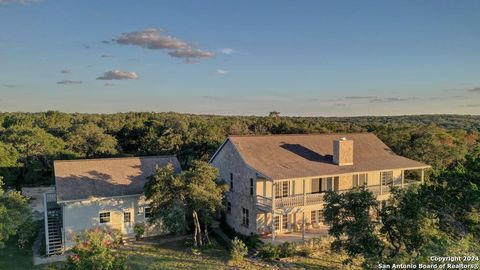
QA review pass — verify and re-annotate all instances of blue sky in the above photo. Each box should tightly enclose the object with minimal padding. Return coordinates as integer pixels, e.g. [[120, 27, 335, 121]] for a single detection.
[[0, 0, 479, 116]]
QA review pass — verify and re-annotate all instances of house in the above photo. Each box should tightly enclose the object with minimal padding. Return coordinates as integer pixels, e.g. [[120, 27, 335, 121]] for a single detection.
[[43, 155, 181, 255], [209, 133, 430, 242]]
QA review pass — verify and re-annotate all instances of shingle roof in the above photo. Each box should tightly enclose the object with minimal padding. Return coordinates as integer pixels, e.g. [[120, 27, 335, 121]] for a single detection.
[[227, 133, 429, 180], [54, 155, 181, 202]]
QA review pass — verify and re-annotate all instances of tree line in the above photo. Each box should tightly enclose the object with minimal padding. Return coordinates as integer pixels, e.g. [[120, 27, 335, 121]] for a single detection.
[[0, 111, 478, 189]]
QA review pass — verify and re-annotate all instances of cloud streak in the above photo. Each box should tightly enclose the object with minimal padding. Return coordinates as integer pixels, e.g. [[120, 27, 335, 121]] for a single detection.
[[467, 87, 480, 93], [96, 70, 139, 80], [115, 28, 188, 50], [216, 69, 229, 75], [0, 0, 38, 5], [61, 68, 71, 74], [219, 48, 234, 55], [369, 97, 414, 103], [56, 80, 82, 85]]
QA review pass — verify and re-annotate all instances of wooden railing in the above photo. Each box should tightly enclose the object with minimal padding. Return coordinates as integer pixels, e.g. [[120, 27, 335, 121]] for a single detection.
[[256, 179, 422, 210]]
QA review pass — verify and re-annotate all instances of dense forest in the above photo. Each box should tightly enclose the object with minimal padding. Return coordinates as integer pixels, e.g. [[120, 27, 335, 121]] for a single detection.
[[0, 111, 479, 189]]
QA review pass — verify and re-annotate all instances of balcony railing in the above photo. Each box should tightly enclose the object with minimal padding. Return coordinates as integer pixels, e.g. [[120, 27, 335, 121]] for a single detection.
[[256, 179, 421, 211]]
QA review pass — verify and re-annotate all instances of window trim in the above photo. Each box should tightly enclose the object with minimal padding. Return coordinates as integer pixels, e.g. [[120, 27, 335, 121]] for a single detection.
[[99, 212, 111, 224], [226, 201, 231, 214], [250, 178, 254, 196], [241, 207, 249, 227]]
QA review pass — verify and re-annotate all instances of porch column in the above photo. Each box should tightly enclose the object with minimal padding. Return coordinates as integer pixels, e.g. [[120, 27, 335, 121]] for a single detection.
[[302, 179, 306, 242], [401, 170, 404, 188], [271, 182, 276, 243], [302, 211, 305, 242], [380, 172, 383, 195], [421, 169, 424, 184]]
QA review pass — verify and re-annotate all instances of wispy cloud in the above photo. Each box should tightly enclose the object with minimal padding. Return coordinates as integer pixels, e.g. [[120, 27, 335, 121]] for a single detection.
[[61, 68, 71, 74], [101, 54, 112, 58], [467, 87, 480, 93], [112, 28, 214, 63], [369, 97, 414, 103], [168, 48, 215, 59], [216, 69, 229, 75], [115, 28, 188, 50], [3, 84, 16, 88], [461, 103, 480, 108], [104, 83, 116, 86], [344, 96, 377, 100], [0, 0, 38, 5], [96, 70, 139, 80], [219, 48, 235, 55], [56, 80, 82, 85]]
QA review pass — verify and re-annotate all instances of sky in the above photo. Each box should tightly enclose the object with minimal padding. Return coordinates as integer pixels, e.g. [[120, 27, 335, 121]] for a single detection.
[[0, 0, 479, 116]]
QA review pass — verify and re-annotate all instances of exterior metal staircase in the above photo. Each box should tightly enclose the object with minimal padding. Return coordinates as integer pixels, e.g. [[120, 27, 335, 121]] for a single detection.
[[44, 192, 63, 255]]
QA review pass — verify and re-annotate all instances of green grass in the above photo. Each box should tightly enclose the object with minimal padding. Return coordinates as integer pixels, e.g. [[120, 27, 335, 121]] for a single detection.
[[117, 239, 241, 270], [0, 236, 44, 270]]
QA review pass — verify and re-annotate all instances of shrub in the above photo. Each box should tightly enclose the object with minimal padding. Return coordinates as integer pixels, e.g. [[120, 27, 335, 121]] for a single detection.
[[230, 237, 248, 263], [257, 243, 281, 260], [133, 222, 145, 240], [66, 227, 126, 270], [279, 241, 297, 257], [219, 219, 261, 249]]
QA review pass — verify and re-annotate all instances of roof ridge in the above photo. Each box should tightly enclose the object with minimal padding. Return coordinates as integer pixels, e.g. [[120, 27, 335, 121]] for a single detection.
[[228, 132, 372, 138], [54, 155, 178, 163]]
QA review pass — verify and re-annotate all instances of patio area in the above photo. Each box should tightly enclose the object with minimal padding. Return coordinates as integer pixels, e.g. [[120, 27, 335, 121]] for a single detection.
[[259, 225, 330, 244]]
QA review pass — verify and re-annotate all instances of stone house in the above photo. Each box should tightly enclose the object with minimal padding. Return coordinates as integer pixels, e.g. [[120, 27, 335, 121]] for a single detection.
[[44, 155, 181, 255], [209, 133, 430, 242]]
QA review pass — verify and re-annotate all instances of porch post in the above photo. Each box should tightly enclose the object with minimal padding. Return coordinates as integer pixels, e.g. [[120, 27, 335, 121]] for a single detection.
[[421, 169, 424, 184], [380, 172, 383, 195], [271, 182, 276, 243], [401, 170, 404, 188], [302, 178, 306, 242]]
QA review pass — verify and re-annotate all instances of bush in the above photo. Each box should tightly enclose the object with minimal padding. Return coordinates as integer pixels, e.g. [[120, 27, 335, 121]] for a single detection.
[[133, 222, 145, 240], [279, 242, 297, 257], [219, 219, 261, 249], [66, 227, 126, 270], [230, 237, 248, 263], [257, 243, 281, 260]]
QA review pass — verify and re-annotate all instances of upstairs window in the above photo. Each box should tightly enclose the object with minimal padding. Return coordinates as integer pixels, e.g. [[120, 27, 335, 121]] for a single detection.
[[241, 208, 249, 227], [124, 212, 131, 223], [353, 174, 368, 187], [274, 216, 280, 230], [381, 171, 394, 186], [99, 212, 110, 223], [230, 173, 234, 191], [311, 178, 321, 193], [144, 207, 152, 219], [250, 178, 254, 196], [275, 181, 290, 197]]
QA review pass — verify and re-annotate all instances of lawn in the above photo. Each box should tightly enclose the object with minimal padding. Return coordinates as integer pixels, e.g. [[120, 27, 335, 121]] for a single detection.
[[0, 237, 44, 270], [116, 239, 266, 270]]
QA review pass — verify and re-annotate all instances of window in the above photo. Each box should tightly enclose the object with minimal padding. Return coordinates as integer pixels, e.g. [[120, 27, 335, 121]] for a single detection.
[[275, 181, 290, 198], [310, 210, 317, 224], [227, 201, 231, 214], [353, 174, 368, 187], [381, 171, 394, 186], [311, 210, 324, 224], [326, 177, 333, 191], [274, 216, 280, 230], [241, 208, 249, 227], [311, 178, 321, 193], [282, 214, 288, 230], [282, 181, 289, 197], [99, 212, 110, 223], [230, 173, 234, 191], [333, 176, 339, 191], [124, 212, 131, 223], [250, 178, 254, 196], [144, 207, 152, 219]]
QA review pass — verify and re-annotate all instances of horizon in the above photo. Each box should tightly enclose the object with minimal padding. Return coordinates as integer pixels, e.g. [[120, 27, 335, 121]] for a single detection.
[[1, 0, 480, 116]]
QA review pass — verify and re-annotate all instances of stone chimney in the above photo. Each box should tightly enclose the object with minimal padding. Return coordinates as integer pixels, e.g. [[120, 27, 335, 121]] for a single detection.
[[333, 137, 353, 166]]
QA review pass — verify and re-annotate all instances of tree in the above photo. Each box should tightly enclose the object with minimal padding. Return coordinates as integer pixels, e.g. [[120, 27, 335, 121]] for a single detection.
[[67, 123, 118, 158], [0, 177, 34, 248], [145, 161, 226, 247], [1, 125, 68, 188], [323, 189, 383, 267]]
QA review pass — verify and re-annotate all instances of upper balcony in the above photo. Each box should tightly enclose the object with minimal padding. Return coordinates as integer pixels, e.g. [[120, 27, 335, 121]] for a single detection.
[[256, 178, 421, 211]]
